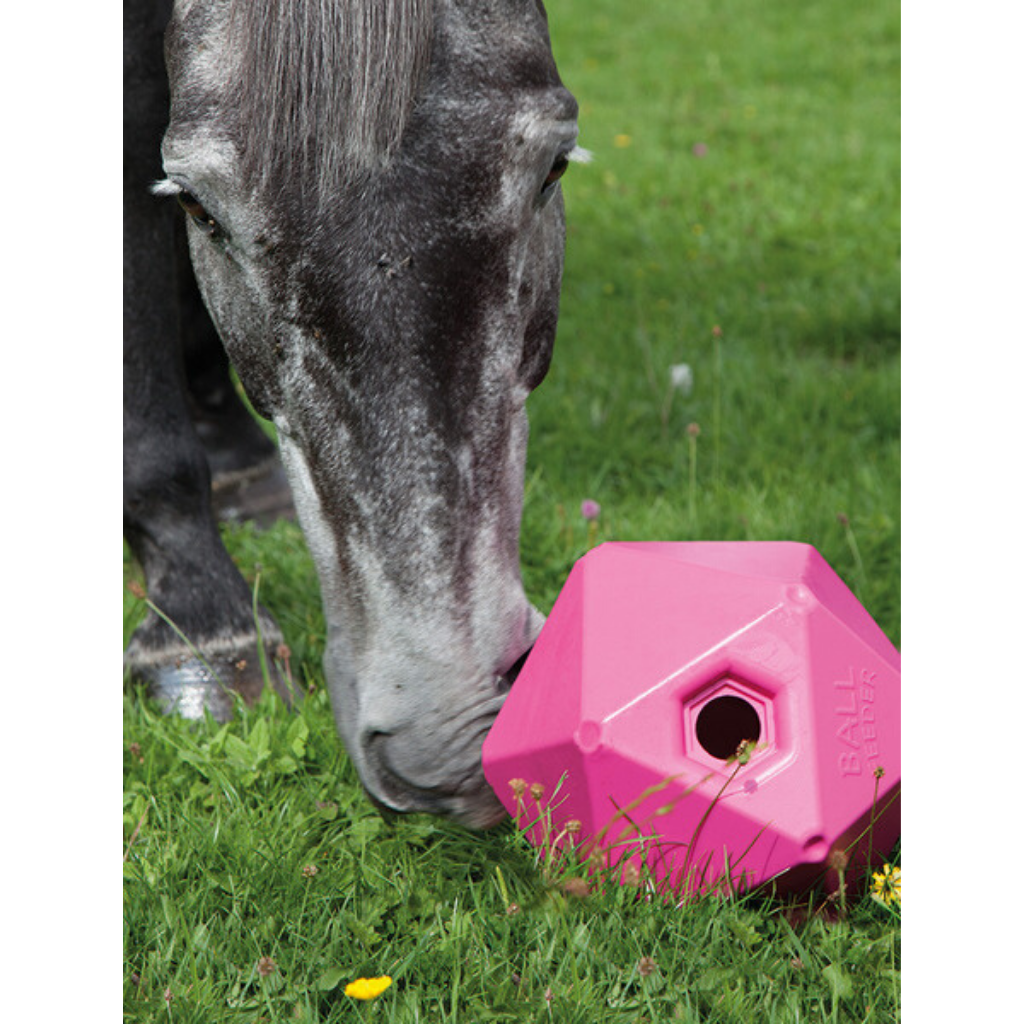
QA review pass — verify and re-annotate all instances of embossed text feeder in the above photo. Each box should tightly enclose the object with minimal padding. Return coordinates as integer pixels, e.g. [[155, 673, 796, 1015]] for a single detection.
[[482, 542, 901, 896]]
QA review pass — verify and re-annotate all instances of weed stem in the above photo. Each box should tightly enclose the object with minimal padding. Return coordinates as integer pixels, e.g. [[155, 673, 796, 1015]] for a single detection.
[[687, 422, 701, 531], [124, 803, 149, 862], [837, 512, 867, 597]]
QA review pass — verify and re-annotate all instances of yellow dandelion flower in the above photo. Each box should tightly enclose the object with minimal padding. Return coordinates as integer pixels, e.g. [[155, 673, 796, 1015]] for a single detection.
[[344, 976, 393, 1000], [870, 864, 901, 907], [613, 134, 633, 148]]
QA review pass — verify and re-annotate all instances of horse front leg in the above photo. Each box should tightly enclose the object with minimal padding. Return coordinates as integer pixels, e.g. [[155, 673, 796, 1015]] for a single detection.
[[123, 212, 293, 718]]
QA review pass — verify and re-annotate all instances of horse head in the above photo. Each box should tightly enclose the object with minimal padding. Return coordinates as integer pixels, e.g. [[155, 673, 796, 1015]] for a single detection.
[[157, 0, 582, 825]]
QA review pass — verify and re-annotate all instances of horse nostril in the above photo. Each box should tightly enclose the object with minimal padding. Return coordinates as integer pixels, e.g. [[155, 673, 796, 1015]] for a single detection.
[[497, 647, 533, 694]]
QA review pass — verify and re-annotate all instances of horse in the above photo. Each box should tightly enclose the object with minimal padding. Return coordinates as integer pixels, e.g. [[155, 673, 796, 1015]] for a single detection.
[[124, 0, 584, 827]]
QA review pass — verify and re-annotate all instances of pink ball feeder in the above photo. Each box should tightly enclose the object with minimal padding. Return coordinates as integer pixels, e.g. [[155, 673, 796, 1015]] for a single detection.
[[482, 542, 900, 897]]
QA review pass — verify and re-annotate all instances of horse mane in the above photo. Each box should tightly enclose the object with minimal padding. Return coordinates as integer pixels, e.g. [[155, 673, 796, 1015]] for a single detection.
[[228, 0, 434, 193]]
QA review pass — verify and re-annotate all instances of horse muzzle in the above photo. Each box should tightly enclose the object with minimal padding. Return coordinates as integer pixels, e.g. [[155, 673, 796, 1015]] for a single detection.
[[360, 728, 508, 828], [354, 649, 534, 828]]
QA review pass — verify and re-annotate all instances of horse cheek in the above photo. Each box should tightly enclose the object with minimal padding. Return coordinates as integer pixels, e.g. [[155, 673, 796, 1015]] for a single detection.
[[186, 238, 284, 420]]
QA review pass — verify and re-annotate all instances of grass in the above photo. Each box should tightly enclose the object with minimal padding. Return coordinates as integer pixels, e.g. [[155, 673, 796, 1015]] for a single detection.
[[124, 685, 899, 1023], [124, 0, 900, 1019]]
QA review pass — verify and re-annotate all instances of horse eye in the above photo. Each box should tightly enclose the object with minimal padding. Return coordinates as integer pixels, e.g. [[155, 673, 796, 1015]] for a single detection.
[[176, 191, 218, 236], [543, 154, 570, 192]]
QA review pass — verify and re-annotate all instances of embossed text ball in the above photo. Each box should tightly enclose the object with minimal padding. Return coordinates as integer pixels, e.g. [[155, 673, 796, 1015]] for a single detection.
[[482, 543, 900, 896]]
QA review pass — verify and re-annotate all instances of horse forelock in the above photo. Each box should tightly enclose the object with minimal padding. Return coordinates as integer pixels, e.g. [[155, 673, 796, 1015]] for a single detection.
[[226, 0, 434, 195]]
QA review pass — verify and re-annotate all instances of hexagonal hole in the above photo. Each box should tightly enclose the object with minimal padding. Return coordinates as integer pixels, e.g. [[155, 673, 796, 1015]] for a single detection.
[[694, 695, 762, 760]]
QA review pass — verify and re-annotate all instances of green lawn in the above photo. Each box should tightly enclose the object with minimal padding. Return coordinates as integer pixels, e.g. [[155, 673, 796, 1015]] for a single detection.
[[124, 0, 900, 1019]]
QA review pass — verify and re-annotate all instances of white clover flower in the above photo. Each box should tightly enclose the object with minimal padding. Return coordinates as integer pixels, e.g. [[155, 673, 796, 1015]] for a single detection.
[[670, 363, 694, 395]]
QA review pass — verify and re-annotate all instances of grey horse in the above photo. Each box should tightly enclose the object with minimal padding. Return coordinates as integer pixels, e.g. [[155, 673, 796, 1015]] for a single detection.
[[124, 0, 584, 826]]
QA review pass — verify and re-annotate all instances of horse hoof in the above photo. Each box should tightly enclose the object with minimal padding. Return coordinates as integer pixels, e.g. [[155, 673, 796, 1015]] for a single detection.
[[128, 643, 299, 723], [211, 456, 295, 527]]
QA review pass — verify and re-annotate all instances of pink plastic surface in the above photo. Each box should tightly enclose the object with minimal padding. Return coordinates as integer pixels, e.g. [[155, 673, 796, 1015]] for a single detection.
[[482, 542, 900, 896]]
